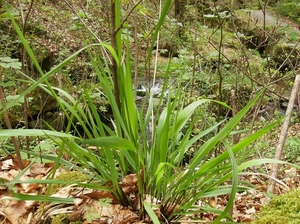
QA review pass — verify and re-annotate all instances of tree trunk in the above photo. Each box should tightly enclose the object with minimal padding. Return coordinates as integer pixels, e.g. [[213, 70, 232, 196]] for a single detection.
[[174, 0, 187, 39]]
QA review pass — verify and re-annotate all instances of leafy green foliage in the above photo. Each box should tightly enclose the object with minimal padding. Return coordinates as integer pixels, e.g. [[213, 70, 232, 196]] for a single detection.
[[0, 57, 21, 69], [84, 206, 101, 223], [144, 201, 161, 224], [276, 0, 300, 21], [284, 137, 300, 162]]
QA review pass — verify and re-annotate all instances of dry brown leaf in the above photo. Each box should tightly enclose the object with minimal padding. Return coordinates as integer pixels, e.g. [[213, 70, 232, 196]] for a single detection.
[[121, 174, 138, 186], [93, 202, 139, 224], [0, 159, 15, 170], [68, 206, 85, 222], [27, 163, 53, 177], [18, 175, 43, 193], [242, 214, 252, 222], [119, 173, 139, 195], [44, 162, 55, 168], [84, 190, 118, 204], [119, 174, 142, 195], [0, 169, 19, 183], [254, 193, 264, 199], [3, 199, 36, 224], [246, 206, 256, 214], [74, 198, 84, 207], [51, 184, 83, 198], [0, 155, 30, 171], [23, 183, 42, 193], [121, 185, 138, 195]]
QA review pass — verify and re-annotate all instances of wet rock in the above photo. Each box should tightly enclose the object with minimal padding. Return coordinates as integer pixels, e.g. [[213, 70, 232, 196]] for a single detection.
[[265, 43, 300, 72], [136, 85, 147, 97], [261, 99, 299, 120], [136, 82, 169, 98], [233, 9, 282, 54], [154, 41, 179, 58]]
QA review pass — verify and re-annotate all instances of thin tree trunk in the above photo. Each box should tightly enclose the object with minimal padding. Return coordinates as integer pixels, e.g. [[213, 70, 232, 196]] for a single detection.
[[174, 0, 186, 39], [267, 74, 300, 193]]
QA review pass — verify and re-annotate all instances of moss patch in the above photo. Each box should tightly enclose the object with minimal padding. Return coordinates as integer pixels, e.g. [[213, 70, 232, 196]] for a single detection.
[[252, 188, 300, 224], [50, 170, 90, 194]]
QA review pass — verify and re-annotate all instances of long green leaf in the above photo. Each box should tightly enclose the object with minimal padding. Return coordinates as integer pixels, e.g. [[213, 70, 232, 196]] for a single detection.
[[196, 118, 282, 175], [0, 129, 76, 138], [173, 99, 228, 135], [189, 90, 264, 170], [144, 201, 161, 224], [81, 136, 137, 151], [9, 194, 74, 204], [212, 142, 238, 223], [146, 0, 173, 63]]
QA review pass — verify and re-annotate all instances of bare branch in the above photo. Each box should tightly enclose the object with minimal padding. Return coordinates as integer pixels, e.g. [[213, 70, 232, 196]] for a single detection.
[[267, 74, 300, 194]]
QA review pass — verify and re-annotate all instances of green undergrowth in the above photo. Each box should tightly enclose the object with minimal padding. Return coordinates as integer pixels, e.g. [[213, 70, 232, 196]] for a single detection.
[[253, 187, 300, 224]]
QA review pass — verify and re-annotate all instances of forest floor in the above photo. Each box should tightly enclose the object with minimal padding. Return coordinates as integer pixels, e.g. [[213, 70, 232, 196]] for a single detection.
[[1, 122, 300, 223]]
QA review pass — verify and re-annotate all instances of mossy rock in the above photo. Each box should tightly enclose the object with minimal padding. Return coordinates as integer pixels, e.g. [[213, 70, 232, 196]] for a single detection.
[[233, 10, 281, 54], [265, 43, 300, 71], [233, 9, 257, 31], [252, 188, 300, 224]]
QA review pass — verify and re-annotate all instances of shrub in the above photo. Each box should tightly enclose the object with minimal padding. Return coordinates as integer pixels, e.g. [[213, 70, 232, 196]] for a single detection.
[[276, 0, 300, 21]]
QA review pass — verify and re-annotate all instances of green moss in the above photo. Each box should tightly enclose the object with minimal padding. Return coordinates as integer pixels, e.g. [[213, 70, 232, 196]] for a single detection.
[[50, 171, 90, 194], [51, 213, 83, 224], [51, 214, 68, 224], [252, 188, 300, 224]]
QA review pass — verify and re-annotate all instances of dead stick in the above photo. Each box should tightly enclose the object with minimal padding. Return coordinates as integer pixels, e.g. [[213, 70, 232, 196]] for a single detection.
[[0, 85, 23, 169], [267, 74, 300, 194]]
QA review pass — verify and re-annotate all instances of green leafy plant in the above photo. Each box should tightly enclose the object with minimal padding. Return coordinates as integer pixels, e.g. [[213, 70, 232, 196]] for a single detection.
[[284, 137, 300, 162], [84, 206, 101, 223], [276, 0, 300, 20], [0, 57, 22, 69]]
